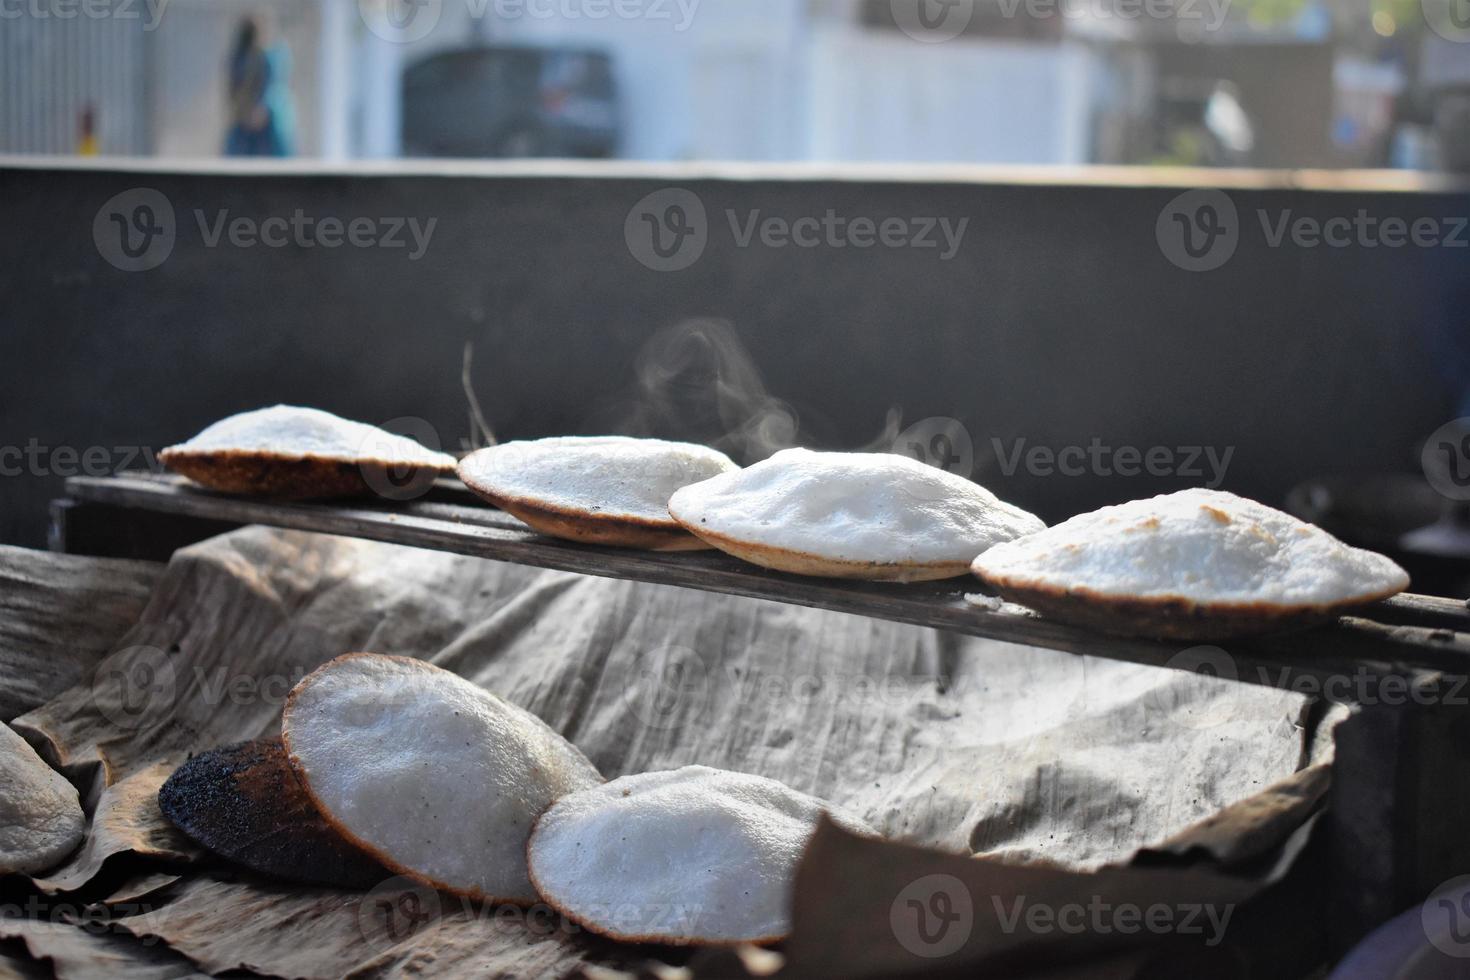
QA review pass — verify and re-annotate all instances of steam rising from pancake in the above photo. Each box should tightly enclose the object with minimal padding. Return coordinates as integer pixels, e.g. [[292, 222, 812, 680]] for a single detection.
[[588, 319, 800, 462]]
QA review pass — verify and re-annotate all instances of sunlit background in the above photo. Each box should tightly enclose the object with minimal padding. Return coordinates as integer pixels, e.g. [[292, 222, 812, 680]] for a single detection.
[[2, 0, 1467, 168]]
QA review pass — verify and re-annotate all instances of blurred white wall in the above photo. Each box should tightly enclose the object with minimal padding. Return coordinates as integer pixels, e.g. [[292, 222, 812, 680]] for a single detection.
[[0, 7, 149, 154], [0, 0, 1098, 163], [805, 25, 1094, 163], [412, 0, 1091, 163]]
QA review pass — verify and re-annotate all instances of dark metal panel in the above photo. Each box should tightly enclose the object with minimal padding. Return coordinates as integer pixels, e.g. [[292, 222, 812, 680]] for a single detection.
[[0, 165, 1462, 547]]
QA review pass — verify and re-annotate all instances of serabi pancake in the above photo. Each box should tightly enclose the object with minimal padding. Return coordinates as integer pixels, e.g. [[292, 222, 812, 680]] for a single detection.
[[971, 488, 1411, 640], [160, 405, 457, 499], [281, 654, 602, 904], [0, 723, 84, 875], [667, 448, 1045, 581], [458, 436, 738, 551], [526, 765, 874, 946], [158, 738, 385, 889]]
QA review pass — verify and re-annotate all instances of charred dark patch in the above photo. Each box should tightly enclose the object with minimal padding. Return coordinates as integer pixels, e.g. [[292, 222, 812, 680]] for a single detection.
[[158, 738, 385, 889]]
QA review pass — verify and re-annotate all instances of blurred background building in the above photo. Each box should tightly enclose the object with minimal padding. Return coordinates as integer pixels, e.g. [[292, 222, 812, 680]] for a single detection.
[[1, 0, 1466, 168]]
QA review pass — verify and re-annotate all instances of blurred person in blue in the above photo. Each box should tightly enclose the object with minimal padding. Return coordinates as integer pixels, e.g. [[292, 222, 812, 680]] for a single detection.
[[224, 13, 296, 157]]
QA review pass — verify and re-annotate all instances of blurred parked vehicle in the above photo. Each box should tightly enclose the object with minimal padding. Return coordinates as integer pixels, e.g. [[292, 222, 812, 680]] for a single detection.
[[1151, 79, 1257, 167], [401, 45, 619, 159]]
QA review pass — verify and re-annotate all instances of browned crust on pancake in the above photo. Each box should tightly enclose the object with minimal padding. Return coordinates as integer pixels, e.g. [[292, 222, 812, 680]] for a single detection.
[[524, 808, 788, 948], [160, 449, 453, 500], [971, 575, 1409, 641], [672, 522, 969, 582], [282, 652, 596, 907], [458, 471, 710, 551]]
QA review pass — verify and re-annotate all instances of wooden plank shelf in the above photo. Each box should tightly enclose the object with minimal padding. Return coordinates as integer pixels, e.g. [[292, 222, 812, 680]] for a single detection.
[[57, 473, 1470, 695]]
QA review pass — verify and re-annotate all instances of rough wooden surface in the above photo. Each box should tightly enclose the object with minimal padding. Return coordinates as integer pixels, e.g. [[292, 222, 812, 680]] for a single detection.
[[59, 474, 1470, 695]]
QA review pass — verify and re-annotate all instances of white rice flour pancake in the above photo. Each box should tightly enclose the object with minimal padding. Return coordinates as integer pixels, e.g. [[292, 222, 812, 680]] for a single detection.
[[527, 766, 874, 945], [458, 437, 738, 551], [667, 448, 1044, 581], [282, 654, 602, 903], [0, 723, 84, 875], [971, 488, 1411, 639], [161, 405, 456, 499]]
